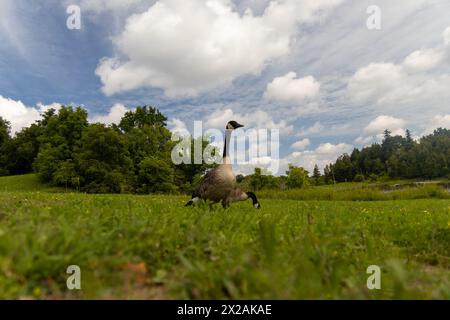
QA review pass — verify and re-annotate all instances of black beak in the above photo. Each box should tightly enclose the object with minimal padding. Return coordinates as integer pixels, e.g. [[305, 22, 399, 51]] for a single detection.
[[246, 192, 260, 209], [236, 123, 244, 129]]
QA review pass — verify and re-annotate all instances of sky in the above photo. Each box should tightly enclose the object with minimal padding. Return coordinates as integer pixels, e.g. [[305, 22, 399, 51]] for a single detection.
[[0, 0, 449, 175]]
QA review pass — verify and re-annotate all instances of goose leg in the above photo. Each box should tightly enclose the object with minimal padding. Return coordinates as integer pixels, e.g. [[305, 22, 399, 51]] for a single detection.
[[221, 199, 231, 209]]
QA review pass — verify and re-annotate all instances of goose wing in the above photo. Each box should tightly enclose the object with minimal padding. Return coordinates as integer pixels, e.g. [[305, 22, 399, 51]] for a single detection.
[[193, 168, 218, 197], [193, 166, 235, 201]]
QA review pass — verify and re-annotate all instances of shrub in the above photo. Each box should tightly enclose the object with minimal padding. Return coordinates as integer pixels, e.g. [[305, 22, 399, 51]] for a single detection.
[[353, 174, 365, 182], [137, 156, 177, 194]]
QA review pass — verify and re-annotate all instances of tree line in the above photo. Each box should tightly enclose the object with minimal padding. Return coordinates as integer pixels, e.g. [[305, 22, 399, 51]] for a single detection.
[[323, 129, 450, 184], [238, 128, 450, 191], [0, 106, 213, 193], [1, 106, 449, 193]]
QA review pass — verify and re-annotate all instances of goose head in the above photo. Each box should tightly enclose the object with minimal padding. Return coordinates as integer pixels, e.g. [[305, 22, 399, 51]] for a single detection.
[[226, 120, 244, 130], [246, 192, 261, 209]]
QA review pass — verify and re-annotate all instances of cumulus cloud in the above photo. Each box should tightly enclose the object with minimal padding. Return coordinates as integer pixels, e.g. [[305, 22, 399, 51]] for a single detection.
[[0, 96, 40, 134], [421, 114, 450, 135], [291, 138, 310, 150], [348, 63, 408, 105], [444, 26, 450, 46], [402, 26, 450, 72], [355, 115, 406, 145], [363, 115, 406, 137], [89, 103, 129, 125], [292, 121, 355, 139], [0, 95, 61, 134], [96, 0, 343, 96], [68, 0, 146, 12], [205, 107, 293, 134], [168, 117, 188, 136], [355, 113, 450, 145], [295, 121, 324, 137], [0, 95, 132, 135], [314, 142, 352, 155], [280, 142, 353, 173], [234, 131, 281, 176], [264, 72, 320, 104], [347, 26, 450, 114], [402, 48, 445, 72], [192, 106, 286, 174], [36, 102, 62, 114]]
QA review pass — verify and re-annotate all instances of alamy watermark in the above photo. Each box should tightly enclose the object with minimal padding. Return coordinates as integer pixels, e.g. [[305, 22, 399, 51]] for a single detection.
[[66, 265, 81, 290], [66, 5, 81, 30], [171, 121, 280, 175], [366, 265, 381, 290], [366, 5, 381, 30]]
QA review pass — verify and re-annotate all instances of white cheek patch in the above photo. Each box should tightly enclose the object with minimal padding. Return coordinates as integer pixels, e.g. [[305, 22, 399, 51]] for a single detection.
[[192, 197, 200, 204], [254, 203, 260, 209]]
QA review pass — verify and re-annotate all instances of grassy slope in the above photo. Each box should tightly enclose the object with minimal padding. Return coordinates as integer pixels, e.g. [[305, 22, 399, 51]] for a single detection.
[[0, 174, 65, 193], [258, 183, 450, 201], [0, 175, 449, 299]]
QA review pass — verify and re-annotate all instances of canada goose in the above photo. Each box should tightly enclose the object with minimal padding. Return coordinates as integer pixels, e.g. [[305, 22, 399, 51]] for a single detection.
[[185, 120, 243, 207], [222, 187, 261, 209]]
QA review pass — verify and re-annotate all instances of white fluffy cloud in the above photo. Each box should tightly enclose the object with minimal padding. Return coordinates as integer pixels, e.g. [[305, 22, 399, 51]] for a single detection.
[[0, 95, 61, 134], [296, 121, 323, 137], [281, 142, 353, 173], [355, 115, 406, 145], [36, 102, 62, 114], [402, 26, 450, 72], [444, 26, 450, 46], [402, 48, 445, 72], [421, 114, 450, 135], [205, 107, 293, 134], [70, 0, 145, 12], [264, 72, 320, 104], [314, 142, 352, 155], [363, 115, 406, 137], [293, 121, 353, 139], [0, 96, 39, 134], [96, 0, 343, 96], [291, 138, 310, 150], [347, 26, 450, 114], [168, 117, 188, 135], [348, 63, 408, 106], [0, 95, 132, 135], [89, 103, 129, 125]]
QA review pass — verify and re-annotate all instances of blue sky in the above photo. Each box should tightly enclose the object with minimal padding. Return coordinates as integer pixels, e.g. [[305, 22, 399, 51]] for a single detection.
[[1, 0, 450, 174]]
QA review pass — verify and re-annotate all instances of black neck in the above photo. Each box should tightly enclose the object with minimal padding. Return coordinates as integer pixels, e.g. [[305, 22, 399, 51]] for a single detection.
[[223, 129, 231, 160], [246, 192, 258, 205]]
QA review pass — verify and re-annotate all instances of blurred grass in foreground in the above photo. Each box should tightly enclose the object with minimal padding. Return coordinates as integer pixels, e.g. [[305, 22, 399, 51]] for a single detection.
[[0, 174, 449, 299]]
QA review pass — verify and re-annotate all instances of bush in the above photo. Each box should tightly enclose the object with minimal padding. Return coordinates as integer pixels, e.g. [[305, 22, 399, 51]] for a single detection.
[[34, 146, 61, 183], [53, 160, 78, 188], [286, 165, 309, 189], [34, 107, 88, 184], [353, 174, 365, 182], [75, 124, 134, 193], [137, 157, 177, 194]]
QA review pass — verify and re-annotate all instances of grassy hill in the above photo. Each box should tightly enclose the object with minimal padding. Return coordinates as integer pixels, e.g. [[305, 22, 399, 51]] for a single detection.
[[0, 174, 449, 299], [258, 181, 450, 201], [0, 174, 65, 193]]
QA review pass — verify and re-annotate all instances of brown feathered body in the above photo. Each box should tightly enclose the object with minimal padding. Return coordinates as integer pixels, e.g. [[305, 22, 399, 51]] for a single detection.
[[222, 187, 249, 208], [186, 120, 260, 209], [192, 164, 236, 204]]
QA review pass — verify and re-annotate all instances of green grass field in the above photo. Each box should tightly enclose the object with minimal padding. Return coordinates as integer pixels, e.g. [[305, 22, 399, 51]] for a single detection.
[[0, 174, 449, 299]]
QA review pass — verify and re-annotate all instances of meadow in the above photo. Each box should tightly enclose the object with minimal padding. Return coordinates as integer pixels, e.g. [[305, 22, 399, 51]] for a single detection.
[[0, 174, 449, 299]]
